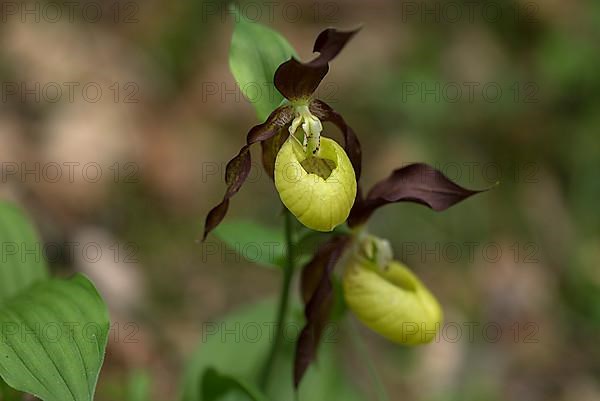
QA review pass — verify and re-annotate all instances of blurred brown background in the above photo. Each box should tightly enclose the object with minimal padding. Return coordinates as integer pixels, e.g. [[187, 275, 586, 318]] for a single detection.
[[1, 0, 599, 400]]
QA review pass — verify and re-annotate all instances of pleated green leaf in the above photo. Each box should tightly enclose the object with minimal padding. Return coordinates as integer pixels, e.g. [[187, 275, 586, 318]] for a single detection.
[[228, 6, 297, 121], [0, 274, 110, 401], [214, 220, 286, 268], [180, 299, 366, 401], [0, 202, 49, 302]]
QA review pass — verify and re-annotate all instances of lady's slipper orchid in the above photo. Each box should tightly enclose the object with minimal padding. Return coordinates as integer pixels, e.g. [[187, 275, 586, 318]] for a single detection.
[[294, 165, 487, 386], [342, 235, 442, 345], [200, 21, 489, 390], [202, 28, 362, 240]]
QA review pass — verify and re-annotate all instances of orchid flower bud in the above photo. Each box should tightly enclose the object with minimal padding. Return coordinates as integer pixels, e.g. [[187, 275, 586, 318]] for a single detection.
[[343, 235, 443, 345], [274, 120, 356, 232]]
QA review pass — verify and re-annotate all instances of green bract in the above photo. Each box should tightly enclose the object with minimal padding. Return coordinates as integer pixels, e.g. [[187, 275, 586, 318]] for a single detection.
[[342, 237, 442, 345], [275, 135, 356, 232], [228, 7, 297, 121]]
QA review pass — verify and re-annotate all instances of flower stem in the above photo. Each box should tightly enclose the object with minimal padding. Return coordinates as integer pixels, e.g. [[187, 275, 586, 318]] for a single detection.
[[259, 209, 295, 391], [348, 318, 390, 401]]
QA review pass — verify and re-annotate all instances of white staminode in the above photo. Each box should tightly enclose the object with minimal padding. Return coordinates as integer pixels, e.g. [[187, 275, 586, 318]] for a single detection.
[[288, 104, 323, 155], [362, 236, 393, 270]]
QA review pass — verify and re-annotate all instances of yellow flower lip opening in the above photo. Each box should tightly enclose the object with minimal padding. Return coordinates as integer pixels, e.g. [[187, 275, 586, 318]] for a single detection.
[[343, 237, 443, 345], [274, 135, 357, 232]]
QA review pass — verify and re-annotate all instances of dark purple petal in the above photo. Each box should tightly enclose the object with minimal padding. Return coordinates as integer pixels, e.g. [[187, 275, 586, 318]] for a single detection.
[[295, 235, 351, 388], [252, 106, 294, 179], [247, 105, 294, 144], [312, 27, 361, 66], [274, 28, 360, 100], [310, 99, 362, 180], [202, 107, 294, 240], [260, 129, 288, 180], [202, 146, 251, 241], [274, 59, 328, 101], [348, 163, 489, 227]]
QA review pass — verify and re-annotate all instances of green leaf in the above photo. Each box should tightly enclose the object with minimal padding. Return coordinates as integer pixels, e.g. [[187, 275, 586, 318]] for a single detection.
[[180, 300, 276, 401], [228, 7, 297, 120], [0, 202, 49, 302], [202, 368, 269, 401], [266, 335, 367, 401], [0, 274, 110, 401], [214, 220, 286, 268], [180, 299, 367, 401], [127, 370, 152, 401]]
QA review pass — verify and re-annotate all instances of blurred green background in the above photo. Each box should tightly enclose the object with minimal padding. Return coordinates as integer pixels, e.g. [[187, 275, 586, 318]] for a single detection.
[[1, 0, 599, 400]]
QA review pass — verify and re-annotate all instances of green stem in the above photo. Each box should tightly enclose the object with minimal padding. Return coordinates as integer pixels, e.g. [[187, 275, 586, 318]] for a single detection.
[[259, 209, 295, 391], [348, 319, 390, 401]]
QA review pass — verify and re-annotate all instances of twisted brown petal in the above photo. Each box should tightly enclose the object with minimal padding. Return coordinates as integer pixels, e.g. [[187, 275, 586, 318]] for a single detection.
[[247, 105, 294, 144], [260, 129, 288, 180], [348, 163, 489, 227], [202, 106, 294, 240], [294, 235, 351, 389], [309, 99, 362, 180], [202, 146, 251, 241]]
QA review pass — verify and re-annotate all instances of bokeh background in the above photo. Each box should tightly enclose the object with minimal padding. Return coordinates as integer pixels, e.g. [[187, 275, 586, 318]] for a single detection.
[[1, 0, 599, 400]]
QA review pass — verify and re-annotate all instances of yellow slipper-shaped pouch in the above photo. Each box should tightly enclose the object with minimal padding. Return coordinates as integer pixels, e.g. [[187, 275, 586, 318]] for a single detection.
[[343, 252, 443, 345], [274, 135, 356, 232]]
